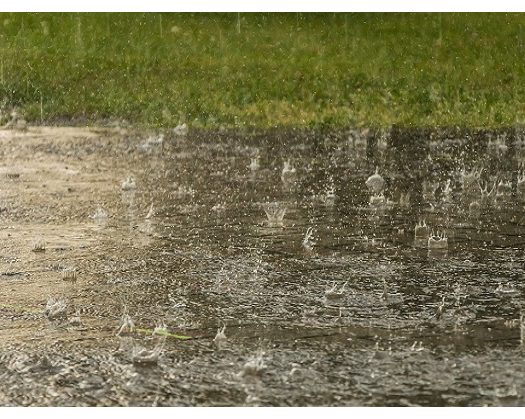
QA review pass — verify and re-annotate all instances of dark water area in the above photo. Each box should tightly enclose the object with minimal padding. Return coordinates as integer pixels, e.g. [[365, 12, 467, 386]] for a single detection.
[[1, 126, 525, 406]]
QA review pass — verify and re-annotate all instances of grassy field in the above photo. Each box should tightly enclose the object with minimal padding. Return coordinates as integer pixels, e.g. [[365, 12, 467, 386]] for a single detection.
[[0, 13, 523, 128]]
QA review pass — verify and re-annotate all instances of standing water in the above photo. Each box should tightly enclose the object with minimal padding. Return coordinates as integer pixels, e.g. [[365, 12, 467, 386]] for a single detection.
[[0, 126, 524, 406]]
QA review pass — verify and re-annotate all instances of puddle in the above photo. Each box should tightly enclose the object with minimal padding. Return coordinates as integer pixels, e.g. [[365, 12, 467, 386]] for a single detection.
[[0, 126, 525, 406]]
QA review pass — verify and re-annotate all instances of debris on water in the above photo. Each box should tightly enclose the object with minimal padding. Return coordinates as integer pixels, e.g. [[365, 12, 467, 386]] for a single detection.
[[121, 175, 137, 191], [61, 267, 77, 283], [365, 167, 385, 194], [31, 239, 46, 253], [263, 202, 287, 227], [302, 227, 316, 252], [173, 123, 188, 137], [152, 322, 168, 336], [44, 297, 68, 321], [213, 324, 227, 349]]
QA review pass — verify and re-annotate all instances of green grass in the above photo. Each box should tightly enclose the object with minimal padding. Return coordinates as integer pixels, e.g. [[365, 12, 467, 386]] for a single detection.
[[0, 12, 524, 128]]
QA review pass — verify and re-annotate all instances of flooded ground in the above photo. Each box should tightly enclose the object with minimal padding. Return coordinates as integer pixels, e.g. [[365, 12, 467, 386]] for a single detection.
[[1, 125, 525, 406]]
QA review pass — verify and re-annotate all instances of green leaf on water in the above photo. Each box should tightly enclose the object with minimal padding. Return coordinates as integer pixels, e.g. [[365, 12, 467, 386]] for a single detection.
[[135, 327, 192, 340]]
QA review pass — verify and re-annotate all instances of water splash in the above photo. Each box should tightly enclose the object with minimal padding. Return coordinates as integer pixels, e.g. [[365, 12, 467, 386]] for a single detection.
[[44, 297, 68, 321], [121, 175, 137, 191], [422, 181, 439, 202], [248, 155, 260, 171], [61, 267, 77, 283], [480, 180, 497, 206], [442, 179, 453, 203], [365, 167, 385, 194], [145, 202, 155, 219], [399, 192, 410, 208], [517, 170, 525, 199], [172, 184, 195, 199], [213, 324, 227, 349], [324, 281, 347, 301], [263, 202, 287, 227], [281, 160, 296, 182], [239, 350, 266, 379], [302, 227, 316, 252], [460, 167, 482, 195], [496, 180, 512, 197], [369, 193, 386, 207], [116, 311, 136, 336], [91, 206, 109, 221], [521, 311, 525, 348], [138, 134, 164, 153], [428, 231, 448, 250], [414, 220, 429, 240], [131, 336, 166, 365], [31, 239, 46, 253], [173, 123, 188, 136], [323, 176, 336, 206]]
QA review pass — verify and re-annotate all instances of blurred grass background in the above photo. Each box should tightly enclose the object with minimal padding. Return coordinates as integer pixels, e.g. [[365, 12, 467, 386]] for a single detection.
[[0, 12, 523, 128]]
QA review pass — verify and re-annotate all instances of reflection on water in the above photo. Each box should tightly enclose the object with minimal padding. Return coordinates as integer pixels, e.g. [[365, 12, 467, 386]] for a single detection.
[[2, 127, 525, 405]]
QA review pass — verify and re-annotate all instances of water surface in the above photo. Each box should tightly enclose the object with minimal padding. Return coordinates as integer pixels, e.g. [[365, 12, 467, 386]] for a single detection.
[[0, 126, 524, 406]]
